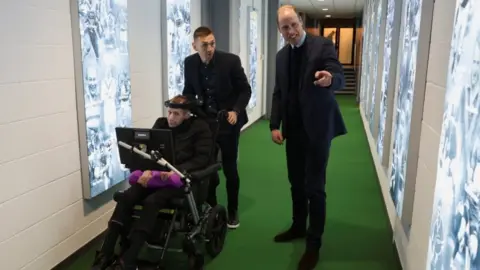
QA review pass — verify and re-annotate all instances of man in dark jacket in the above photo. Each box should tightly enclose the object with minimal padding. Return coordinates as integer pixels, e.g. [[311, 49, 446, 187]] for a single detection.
[[92, 95, 213, 270], [183, 26, 251, 228], [270, 6, 347, 270]]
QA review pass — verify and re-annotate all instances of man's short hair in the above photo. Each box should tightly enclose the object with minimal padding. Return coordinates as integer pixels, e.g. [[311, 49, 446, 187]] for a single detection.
[[278, 4, 298, 14], [170, 95, 188, 104], [193, 26, 214, 40], [277, 5, 302, 24]]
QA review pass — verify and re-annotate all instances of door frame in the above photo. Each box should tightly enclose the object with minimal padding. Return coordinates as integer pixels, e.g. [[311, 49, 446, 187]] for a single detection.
[[320, 19, 357, 66]]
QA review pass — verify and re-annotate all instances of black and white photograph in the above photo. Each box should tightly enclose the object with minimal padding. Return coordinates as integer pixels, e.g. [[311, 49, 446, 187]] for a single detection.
[[365, 0, 376, 120], [427, 0, 480, 269], [359, 0, 367, 111], [377, 0, 397, 159], [359, 0, 368, 111], [389, 0, 423, 217], [78, 0, 132, 198], [368, 0, 383, 133], [166, 0, 191, 99], [248, 7, 258, 110], [360, 0, 374, 113]]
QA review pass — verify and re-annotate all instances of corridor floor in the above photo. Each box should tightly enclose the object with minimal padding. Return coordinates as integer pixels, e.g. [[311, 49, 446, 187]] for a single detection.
[[59, 95, 401, 270]]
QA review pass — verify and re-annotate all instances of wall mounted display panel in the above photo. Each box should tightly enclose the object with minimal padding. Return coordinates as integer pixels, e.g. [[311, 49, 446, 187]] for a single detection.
[[359, 0, 374, 113], [389, 0, 423, 217], [74, 0, 132, 199], [247, 7, 258, 110], [361, 0, 377, 114], [368, 0, 383, 133], [358, 0, 367, 108], [359, 0, 368, 111], [357, 3, 369, 105], [427, 0, 480, 268], [377, 0, 397, 159], [236, 0, 265, 127], [365, 0, 378, 119], [166, 0, 192, 99], [365, 0, 376, 120]]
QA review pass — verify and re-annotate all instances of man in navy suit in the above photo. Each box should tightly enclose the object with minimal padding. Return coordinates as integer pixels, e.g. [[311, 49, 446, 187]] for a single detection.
[[270, 5, 347, 270]]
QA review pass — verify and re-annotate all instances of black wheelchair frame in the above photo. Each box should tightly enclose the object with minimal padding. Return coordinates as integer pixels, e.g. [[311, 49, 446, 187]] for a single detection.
[[113, 117, 228, 270]]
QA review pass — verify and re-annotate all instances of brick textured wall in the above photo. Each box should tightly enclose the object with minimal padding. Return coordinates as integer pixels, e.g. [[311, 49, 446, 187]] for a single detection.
[[0, 1, 163, 269]]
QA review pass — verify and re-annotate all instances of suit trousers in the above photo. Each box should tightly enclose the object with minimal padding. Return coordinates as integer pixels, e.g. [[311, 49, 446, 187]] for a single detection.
[[285, 127, 331, 250], [207, 121, 242, 213]]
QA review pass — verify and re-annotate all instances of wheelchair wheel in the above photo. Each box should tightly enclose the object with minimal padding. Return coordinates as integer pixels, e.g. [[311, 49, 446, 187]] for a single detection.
[[205, 205, 228, 257]]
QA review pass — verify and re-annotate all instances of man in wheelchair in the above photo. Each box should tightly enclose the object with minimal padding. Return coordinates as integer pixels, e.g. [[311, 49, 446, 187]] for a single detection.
[[92, 95, 227, 270]]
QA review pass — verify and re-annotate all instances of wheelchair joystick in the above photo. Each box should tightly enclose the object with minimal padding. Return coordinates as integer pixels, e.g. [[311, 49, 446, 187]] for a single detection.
[[150, 150, 163, 161]]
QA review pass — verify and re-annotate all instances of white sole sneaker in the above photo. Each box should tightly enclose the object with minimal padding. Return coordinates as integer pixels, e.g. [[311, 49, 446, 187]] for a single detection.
[[227, 223, 240, 229]]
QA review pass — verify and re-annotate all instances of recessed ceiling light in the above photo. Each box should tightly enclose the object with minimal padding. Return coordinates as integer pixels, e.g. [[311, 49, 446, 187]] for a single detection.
[[322, 8, 328, 11], [318, 0, 324, 1], [325, 15, 331, 17]]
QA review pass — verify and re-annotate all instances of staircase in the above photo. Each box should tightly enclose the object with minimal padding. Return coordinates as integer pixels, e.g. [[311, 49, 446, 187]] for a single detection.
[[335, 67, 357, 95]]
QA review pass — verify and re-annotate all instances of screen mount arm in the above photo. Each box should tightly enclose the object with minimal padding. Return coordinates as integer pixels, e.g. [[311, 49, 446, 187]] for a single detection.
[[118, 141, 191, 185]]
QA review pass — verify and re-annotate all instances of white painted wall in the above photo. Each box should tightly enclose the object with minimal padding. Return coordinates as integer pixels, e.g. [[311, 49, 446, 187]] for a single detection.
[[130, 1, 164, 127], [0, 0, 173, 269], [190, 0, 202, 54]]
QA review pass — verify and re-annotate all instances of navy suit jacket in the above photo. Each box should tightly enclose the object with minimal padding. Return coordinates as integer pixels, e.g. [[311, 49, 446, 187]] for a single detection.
[[269, 34, 347, 144], [182, 50, 252, 125]]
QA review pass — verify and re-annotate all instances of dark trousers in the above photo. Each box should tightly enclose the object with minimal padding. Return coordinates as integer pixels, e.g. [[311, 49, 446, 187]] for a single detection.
[[101, 184, 183, 264], [207, 121, 242, 213], [286, 127, 331, 250]]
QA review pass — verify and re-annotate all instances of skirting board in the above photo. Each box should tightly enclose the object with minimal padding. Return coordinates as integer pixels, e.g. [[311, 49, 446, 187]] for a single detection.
[[394, 214, 409, 270], [359, 106, 407, 269], [241, 114, 262, 132]]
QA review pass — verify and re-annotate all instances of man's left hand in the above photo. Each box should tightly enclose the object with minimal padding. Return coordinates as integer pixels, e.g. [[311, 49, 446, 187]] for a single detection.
[[314, 70, 332, 87], [227, 111, 238, 125]]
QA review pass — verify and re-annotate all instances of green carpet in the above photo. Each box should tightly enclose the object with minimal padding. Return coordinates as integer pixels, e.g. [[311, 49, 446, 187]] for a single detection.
[[58, 95, 400, 270]]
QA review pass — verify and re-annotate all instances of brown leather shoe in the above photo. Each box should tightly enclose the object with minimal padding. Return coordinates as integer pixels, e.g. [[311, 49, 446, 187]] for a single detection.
[[297, 249, 319, 270], [273, 227, 306, 242]]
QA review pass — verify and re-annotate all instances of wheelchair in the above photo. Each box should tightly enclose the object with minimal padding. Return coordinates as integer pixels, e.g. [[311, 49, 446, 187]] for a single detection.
[[111, 117, 227, 270]]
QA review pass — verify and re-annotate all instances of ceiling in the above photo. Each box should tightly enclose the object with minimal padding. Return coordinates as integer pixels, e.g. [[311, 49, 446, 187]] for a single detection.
[[279, 0, 365, 19]]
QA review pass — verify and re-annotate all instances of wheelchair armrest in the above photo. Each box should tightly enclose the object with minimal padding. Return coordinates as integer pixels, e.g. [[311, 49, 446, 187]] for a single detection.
[[189, 162, 222, 180]]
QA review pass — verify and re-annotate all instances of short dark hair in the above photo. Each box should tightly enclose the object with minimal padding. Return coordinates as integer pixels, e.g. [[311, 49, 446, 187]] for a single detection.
[[193, 26, 214, 40], [167, 95, 191, 113], [170, 95, 188, 104], [277, 5, 302, 25]]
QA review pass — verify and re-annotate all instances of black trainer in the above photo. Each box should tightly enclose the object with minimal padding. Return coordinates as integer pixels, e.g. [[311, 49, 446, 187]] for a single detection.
[[227, 211, 240, 229]]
